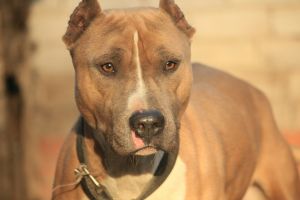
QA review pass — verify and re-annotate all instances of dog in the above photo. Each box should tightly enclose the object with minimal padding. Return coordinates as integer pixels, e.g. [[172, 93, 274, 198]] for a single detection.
[[52, 0, 300, 199]]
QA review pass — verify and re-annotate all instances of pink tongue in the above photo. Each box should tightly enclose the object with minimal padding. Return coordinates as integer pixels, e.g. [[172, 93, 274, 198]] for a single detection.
[[131, 131, 145, 149]]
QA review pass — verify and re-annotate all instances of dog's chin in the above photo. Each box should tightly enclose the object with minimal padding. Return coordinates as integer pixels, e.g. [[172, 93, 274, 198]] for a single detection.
[[132, 146, 159, 156], [112, 142, 175, 157]]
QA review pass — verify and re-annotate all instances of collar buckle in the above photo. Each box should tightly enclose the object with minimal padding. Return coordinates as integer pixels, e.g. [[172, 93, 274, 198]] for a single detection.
[[74, 164, 100, 187]]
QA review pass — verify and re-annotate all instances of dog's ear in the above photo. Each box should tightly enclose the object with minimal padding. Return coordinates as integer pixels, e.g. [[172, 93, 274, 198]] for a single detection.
[[159, 0, 195, 38], [63, 0, 101, 49]]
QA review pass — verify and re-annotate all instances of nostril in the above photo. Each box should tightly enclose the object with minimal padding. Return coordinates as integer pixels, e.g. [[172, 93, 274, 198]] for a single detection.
[[137, 123, 145, 132], [129, 110, 165, 139]]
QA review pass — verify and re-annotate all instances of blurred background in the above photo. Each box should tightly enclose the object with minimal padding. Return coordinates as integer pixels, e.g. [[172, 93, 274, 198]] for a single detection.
[[0, 0, 299, 199]]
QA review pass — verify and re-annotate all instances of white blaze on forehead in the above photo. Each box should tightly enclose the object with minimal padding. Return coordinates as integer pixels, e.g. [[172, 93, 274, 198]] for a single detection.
[[127, 31, 147, 110]]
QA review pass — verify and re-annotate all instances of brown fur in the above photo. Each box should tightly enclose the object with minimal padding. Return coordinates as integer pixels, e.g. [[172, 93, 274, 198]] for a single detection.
[[159, 0, 195, 38], [53, 0, 300, 199], [63, 0, 101, 48]]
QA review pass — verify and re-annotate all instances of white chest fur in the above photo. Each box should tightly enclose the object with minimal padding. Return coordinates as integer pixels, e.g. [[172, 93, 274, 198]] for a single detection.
[[100, 151, 163, 199], [146, 157, 187, 200], [98, 155, 187, 200]]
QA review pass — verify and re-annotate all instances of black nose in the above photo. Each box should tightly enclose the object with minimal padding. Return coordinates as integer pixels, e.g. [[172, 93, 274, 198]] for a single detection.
[[129, 110, 165, 141]]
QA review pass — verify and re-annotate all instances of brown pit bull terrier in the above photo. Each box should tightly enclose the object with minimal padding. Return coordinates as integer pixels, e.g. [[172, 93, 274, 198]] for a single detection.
[[52, 0, 300, 199]]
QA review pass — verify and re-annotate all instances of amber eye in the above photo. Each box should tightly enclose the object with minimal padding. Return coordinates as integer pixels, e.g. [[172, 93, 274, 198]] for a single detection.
[[164, 61, 179, 72], [100, 63, 116, 74]]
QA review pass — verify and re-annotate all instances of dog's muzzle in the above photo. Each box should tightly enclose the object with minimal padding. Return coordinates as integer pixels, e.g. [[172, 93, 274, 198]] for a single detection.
[[129, 110, 165, 155]]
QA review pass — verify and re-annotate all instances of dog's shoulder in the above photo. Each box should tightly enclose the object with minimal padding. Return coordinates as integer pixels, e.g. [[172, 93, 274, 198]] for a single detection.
[[190, 62, 272, 128], [191, 62, 268, 103], [192, 63, 253, 89]]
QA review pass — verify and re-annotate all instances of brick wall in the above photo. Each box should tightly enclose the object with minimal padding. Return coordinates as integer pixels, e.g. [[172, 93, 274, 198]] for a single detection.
[[184, 1, 300, 131], [29, 0, 300, 133]]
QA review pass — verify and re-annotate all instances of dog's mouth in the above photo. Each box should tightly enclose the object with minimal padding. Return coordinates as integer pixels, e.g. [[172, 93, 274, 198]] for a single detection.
[[131, 130, 161, 156], [132, 145, 159, 156]]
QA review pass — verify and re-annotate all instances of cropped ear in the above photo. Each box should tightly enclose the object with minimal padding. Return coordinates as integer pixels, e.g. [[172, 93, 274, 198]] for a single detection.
[[63, 0, 101, 49], [159, 0, 195, 38]]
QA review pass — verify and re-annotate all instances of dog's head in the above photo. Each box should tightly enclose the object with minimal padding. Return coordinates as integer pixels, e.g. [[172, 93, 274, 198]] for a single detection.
[[64, 0, 195, 156]]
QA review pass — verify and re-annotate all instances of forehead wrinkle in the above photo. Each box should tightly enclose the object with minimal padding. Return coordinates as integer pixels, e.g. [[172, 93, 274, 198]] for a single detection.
[[157, 46, 183, 60], [142, 15, 170, 32], [127, 11, 183, 67], [101, 20, 127, 36], [128, 19, 154, 67], [96, 12, 131, 36], [132, 9, 174, 33], [93, 48, 125, 63], [137, 33, 153, 67]]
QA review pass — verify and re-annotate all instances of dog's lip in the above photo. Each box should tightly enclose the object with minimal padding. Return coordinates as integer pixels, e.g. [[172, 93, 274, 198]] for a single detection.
[[131, 145, 159, 155]]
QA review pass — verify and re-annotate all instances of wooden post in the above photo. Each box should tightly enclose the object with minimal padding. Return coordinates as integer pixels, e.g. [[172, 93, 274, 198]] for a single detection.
[[0, 0, 34, 199]]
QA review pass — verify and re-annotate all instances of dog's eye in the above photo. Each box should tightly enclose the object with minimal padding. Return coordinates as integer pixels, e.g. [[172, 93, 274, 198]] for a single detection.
[[164, 61, 179, 72], [99, 63, 116, 75]]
